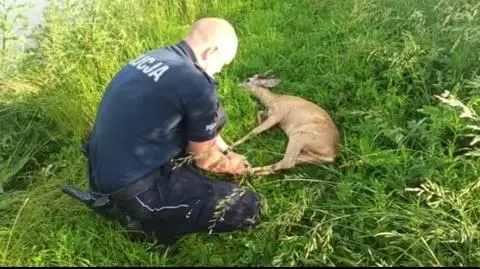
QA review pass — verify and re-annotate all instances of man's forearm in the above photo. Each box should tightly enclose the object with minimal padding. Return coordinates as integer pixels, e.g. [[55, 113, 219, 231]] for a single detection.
[[187, 137, 240, 174]]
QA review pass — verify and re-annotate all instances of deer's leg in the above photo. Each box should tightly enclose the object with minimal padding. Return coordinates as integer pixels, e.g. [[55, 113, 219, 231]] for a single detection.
[[296, 143, 336, 165], [295, 151, 335, 165], [231, 115, 280, 148], [249, 138, 303, 176]]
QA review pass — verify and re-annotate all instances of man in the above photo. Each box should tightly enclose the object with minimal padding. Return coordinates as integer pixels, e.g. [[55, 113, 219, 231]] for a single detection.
[[84, 18, 262, 245]]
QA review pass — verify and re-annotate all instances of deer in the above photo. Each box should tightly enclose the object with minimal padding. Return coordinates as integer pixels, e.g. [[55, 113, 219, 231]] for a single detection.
[[229, 71, 340, 176]]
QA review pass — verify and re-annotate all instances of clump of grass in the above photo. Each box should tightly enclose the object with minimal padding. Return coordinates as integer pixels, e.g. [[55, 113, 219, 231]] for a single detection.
[[434, 89, 480, 157], [1, 0, 480, 266]]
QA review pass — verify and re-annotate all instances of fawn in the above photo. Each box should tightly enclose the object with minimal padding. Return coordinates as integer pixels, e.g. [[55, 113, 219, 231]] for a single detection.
[[230, 71, 340, 176]]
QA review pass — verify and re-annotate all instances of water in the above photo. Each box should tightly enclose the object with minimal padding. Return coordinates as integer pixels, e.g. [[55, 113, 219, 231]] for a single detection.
[[19, 0, 49, 29], [0, 0, 49, 52]]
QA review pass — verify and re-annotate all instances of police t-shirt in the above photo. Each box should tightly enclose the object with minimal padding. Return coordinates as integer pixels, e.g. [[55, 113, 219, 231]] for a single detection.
[[87, 41, 225, 193]]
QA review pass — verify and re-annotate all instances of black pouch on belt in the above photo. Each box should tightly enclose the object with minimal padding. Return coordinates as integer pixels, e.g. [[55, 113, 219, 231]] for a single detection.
[[61, 185, 129, 225]]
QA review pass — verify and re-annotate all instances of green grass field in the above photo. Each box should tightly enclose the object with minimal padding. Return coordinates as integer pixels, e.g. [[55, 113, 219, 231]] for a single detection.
[[1, 0, 480, 266]]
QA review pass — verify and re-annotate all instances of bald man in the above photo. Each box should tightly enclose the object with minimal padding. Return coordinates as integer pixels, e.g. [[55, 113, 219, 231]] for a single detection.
[[81, 18, 262, 246]]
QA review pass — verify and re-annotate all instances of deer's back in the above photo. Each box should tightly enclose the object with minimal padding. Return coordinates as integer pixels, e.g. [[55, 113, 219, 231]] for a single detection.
[[270, 95, 334, 124], [270, 95, 339, 142]]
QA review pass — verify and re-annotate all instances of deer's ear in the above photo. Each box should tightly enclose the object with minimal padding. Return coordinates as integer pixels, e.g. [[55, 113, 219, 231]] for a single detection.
[[261, 69, 274, 76], [258, 78, 280, 88]]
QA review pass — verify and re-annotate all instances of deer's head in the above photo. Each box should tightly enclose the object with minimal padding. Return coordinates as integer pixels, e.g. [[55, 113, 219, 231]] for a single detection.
[[240, 70, 280, 90]]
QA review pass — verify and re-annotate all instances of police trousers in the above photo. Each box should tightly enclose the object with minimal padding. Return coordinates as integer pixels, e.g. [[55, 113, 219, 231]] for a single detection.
[[112, 163, 262, 245]]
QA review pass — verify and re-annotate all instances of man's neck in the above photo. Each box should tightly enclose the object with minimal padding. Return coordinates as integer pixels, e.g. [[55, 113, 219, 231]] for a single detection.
[[181, 39, 217, 80], [182, 39, 203, 63]]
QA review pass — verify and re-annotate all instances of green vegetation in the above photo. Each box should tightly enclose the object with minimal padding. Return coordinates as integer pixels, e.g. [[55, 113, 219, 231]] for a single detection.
[[1, 0, 480, 266]]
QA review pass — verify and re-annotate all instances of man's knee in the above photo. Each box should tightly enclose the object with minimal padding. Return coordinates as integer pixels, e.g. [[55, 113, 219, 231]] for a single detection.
[[207, 186, 262, 233], [231, 189, 262, 227]]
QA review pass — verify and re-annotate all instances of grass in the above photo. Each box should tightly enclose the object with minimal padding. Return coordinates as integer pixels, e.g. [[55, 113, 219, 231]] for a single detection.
[[1, 0, 480, 266]]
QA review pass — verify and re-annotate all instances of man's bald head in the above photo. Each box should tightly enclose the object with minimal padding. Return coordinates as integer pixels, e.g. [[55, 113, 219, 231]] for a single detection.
[[184, 18, 238, 77]]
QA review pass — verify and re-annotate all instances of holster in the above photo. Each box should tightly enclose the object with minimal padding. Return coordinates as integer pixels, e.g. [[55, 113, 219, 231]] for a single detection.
[[61, 160, 173, 228], [61, 185, 129, 225]]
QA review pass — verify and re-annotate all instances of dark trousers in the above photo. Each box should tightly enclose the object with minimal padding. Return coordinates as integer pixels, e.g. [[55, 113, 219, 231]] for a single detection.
[[116, 164, 262, 245]]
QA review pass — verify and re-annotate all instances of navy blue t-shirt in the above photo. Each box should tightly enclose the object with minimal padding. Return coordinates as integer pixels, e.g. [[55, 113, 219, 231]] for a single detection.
[[87, 41, 226, 193]]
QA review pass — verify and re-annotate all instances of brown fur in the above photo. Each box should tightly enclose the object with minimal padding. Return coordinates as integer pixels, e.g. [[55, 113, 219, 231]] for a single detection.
[[231, 71, 340, 176]]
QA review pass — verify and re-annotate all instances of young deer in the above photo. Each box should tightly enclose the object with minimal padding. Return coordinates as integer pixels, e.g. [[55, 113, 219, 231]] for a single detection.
[[230, 71, 340, 176]]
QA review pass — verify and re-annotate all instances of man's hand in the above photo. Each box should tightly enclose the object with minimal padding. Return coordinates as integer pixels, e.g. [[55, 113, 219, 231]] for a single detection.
[[225, 151, 250, 175], [217, 135, 251, 175], [186, 138, 250, 176]]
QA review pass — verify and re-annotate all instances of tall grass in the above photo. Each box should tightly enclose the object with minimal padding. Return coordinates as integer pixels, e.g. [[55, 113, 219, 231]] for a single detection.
[[1, 0, 479, 266]]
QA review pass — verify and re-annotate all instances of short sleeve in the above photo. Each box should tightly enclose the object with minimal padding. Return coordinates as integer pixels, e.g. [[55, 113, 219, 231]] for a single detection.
[[184, 82, 219, 142]]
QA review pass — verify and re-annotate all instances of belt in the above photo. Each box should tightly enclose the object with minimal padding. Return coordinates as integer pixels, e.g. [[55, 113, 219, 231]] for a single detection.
[[104, 158, 174, 201], [61, 159, 174, 223], [109, 169, 162, 202]]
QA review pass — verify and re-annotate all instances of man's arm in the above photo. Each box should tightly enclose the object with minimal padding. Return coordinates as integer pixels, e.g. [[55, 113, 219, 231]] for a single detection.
[[184, 83, 247, 175], [186, 139, 242, 174]]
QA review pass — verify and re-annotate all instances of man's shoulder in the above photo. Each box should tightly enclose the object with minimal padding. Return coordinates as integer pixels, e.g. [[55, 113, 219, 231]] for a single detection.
[[148, 43, 217, 88], [123, 47, 179, 84], [118, 43, 218, 104]]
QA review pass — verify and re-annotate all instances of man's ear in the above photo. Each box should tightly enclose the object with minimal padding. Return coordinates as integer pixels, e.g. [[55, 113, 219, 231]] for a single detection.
[[207, 46, 219, 57], [200, 46, 214, 61]]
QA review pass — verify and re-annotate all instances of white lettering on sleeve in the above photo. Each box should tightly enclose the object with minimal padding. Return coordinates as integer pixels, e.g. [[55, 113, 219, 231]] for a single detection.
[[206, 122, 217, 133]]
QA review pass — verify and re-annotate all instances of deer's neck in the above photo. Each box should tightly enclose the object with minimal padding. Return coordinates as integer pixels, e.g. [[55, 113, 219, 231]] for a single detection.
[[250, 86, 278, 106]]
